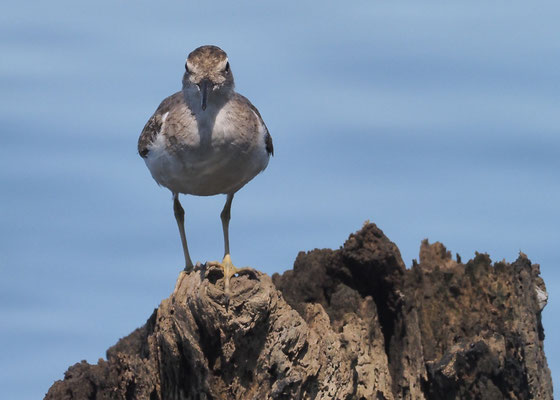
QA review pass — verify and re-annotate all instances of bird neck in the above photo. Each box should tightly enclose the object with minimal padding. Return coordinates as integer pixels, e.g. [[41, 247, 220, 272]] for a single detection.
[[182, 87, 233, 115]]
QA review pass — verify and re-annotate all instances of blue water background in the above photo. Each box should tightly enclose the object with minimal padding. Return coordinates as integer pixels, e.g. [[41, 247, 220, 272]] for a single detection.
[[1, 1, 559, 398]]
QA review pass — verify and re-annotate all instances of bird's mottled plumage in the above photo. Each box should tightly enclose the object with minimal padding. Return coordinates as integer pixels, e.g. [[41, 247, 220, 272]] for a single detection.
[[138, 91, 271, 195], [138, 45, 272, 300]]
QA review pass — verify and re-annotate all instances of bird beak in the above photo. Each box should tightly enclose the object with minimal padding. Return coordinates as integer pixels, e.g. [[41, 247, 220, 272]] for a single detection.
[[199, 79, 210, 111]]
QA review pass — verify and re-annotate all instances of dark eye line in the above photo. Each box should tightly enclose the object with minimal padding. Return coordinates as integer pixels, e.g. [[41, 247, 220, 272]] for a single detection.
[[224, 62, 230, 73], [185, 63, 189, 73]]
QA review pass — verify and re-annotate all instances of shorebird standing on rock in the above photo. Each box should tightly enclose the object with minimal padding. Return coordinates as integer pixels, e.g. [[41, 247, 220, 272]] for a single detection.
[[138, 45, 273, 299]]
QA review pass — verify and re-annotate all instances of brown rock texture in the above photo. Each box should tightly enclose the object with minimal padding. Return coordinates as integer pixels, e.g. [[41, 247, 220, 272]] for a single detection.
[[45, 223, 553, 399]]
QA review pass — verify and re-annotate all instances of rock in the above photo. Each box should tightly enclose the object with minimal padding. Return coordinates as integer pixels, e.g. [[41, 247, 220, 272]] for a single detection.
[[45, 222, 553, 399]]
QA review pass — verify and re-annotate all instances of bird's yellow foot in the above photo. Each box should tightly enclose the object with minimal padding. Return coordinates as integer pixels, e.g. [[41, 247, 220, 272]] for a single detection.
[[207, 254, 248, 303]]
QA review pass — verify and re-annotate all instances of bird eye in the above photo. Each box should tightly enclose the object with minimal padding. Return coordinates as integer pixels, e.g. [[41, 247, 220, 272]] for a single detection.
[[185, 62, 190, 73], [224, 62, 230, 73]]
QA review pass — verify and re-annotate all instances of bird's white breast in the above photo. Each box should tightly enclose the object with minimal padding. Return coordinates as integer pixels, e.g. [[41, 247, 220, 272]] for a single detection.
[[144, 101, 269, 196]]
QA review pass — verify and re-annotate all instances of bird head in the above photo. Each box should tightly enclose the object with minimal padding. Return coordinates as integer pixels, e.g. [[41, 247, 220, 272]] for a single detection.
[[182, 45, 234, 111]]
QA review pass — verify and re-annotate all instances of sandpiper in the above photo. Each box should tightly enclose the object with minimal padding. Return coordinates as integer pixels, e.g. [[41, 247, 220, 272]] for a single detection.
[[138, 45, 273, 298]]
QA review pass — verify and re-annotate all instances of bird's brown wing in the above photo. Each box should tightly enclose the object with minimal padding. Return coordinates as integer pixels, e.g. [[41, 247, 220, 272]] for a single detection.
[[138, 92, 184, 158], [234, 93, 274, 157]]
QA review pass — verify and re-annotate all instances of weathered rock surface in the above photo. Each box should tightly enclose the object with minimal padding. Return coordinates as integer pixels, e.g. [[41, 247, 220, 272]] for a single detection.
[[45, 223, 553, 399]]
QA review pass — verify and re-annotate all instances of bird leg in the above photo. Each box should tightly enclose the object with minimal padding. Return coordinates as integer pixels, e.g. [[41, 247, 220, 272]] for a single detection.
[[221, 193, 234, 257], [173, 193, 194, 272], [207, 193, 250, 302]]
